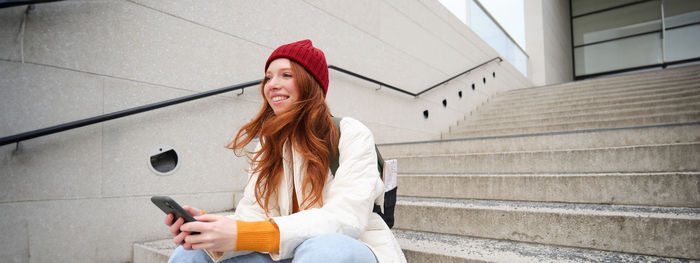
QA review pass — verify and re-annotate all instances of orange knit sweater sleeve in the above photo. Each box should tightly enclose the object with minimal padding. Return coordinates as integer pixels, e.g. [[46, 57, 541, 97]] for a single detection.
[[235, 220, 280, 253]]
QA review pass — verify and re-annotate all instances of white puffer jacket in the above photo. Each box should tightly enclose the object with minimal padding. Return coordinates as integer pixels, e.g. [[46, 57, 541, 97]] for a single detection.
[[218, 117, 406, 262]]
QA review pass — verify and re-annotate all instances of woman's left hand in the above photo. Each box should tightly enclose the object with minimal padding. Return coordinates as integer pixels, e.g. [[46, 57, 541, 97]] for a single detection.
[[180, 214, 238, 252]]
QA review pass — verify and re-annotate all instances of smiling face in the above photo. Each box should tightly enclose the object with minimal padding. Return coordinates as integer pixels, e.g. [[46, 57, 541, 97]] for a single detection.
[[264, 58, 300, 115]]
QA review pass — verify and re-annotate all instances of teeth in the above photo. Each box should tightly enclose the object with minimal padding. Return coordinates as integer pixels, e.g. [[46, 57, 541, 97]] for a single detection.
[[272, 96, 288, 102]]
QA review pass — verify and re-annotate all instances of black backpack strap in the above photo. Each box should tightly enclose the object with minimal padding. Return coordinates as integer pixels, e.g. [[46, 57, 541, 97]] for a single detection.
[[330, 117, 384, 179], [375, 145, 384, 181], [328, 116, 394, 228], [330, 117, 342, 176]]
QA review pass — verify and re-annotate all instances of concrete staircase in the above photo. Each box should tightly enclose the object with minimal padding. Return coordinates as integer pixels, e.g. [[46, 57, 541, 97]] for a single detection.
[[133, 65, 700, 262], [380, 65, 700, 262]]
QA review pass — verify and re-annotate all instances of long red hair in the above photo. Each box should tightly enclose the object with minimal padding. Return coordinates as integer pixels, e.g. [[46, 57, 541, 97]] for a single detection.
[[226, 60, 338, 214]]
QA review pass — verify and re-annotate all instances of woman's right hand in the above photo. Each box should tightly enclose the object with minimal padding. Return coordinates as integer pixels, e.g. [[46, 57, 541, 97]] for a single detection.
[[164, 205, 203, 247]]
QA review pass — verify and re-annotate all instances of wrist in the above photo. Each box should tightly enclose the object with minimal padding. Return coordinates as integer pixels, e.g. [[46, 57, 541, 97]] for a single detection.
[[235, 220, 280, 252]]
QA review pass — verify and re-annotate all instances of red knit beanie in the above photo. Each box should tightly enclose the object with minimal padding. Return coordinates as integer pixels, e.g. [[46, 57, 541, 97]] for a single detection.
[[265, 39, 329, 96]]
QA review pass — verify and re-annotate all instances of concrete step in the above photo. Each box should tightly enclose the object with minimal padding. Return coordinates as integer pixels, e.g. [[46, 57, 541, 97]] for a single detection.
[[133, 210, 235, 263], [396, 172, 700, 208], [474, 93, 700, 122], [507, 65, 700, 97], [484, 83, 700, 117], [393, 230, 697, 263], [380, 123, 700, 156], [456, 102, 700, 131], [465, 95, 700, 125], [394, 197, 700, 259], [496, 74, 700, 104], [133, 239, 175, 263], [507, 68, 700, 99], [492, 76, 700, 106], [393, 142, 700, 174], [476, 85, 700, 116], [447, 112, 700, 138], [475, 90, 700, 120], [464, 101, 700, 128]]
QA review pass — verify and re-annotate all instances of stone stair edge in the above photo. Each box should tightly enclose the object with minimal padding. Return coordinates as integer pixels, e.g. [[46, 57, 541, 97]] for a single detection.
[[395, 197, 700, 259], [479, 90, 700, 114], [450, 111, 700, 134], [500, 75, 700, 100], [472, 94, 700, 119], [507, 65, 700, 94], [394, 172, 700, 208], [466, 98, 700, 123], [133, 209, 237, 263], [452, 116, 699, 136], [505, 76, 700, 101], [393, 142, 700, 173], [389, 141, 700, 159], [383, 125, 698, 157], [134, 238, 176, 253], [489, 82, 700, 107], [455, 109, 700, 133], [500, 83, 698, 106], [378, 121, 700, 148], [395, 171, 700, 177], [480, 87, 700, 112], [442, 128, 691, 144], [501, 72, 700, 95], [133, 239, 176, 263], [459, 103, 700, 128], [397, 196, 700, 220], [393, 229, 697, 263], [510, 71, 700, 91]]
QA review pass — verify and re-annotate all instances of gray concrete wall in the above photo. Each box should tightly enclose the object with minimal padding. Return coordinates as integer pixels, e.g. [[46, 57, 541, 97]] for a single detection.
[[0, 0, 530, 262], [525, 0, 573, 86]]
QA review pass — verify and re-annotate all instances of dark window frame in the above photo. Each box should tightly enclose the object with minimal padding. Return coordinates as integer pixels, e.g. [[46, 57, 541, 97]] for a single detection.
[[570, 0, 700, 80]]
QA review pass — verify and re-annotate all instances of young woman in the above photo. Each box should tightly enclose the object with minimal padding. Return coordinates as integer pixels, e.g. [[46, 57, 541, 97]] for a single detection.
[[165, 40, 406, 263]]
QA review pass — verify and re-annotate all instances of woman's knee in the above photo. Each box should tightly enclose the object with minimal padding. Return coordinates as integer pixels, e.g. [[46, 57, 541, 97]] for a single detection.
[[293, 234, 376, 263], [168, 245, 211, 263]]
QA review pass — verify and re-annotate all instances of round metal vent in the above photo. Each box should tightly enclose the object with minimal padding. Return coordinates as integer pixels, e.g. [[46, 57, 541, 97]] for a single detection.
[[149, 145, 179, 175]]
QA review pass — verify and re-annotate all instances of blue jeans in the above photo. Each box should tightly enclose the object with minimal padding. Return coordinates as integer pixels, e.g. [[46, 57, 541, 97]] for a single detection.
[[168, 233, 377, 263]]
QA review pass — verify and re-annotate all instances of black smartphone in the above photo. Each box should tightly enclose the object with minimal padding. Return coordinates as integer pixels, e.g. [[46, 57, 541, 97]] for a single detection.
[[151, 196, 198, 224]]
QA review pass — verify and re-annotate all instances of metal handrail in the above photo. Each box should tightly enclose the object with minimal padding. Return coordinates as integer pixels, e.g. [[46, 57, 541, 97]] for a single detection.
[[1, 56, 502, 146], [0, 80, 260, 146], [0, 0, 63, 9], [327, 65, 414, 97], [329, 56, 502, 97], [415, 57, 502, 96]]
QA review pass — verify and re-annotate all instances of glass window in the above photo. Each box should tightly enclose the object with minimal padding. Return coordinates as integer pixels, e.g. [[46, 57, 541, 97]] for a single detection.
[[573, 0, 661, 46], [664, 0, 700, 28], [508, 44, 528, 76], [665, 24, 700, 62], [572, 0, 640, 17], [572, 0, 700, 78], [574, 32, 663, 76], [470, 0, 528, 76]]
